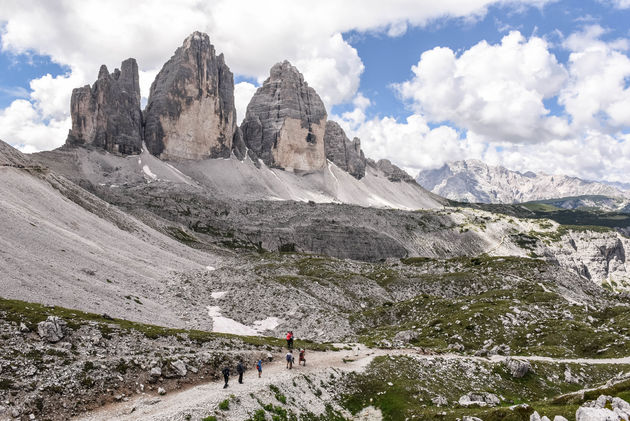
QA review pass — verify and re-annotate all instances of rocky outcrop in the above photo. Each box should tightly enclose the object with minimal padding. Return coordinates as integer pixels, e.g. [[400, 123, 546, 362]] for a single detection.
[[576, 395, 630, 421], [241, 61, 327, 171], [324, 121, 366, 179], [458, 392, 500, 407], [0, 139, 29, 167], [144, 32, 237, 161], [37, 316, 67, 343], [66, 59, 143, 155], [368, 158, 414, 183]]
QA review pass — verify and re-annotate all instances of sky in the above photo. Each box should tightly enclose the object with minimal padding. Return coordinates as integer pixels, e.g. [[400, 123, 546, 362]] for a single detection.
[[1, 0, 629, 182]]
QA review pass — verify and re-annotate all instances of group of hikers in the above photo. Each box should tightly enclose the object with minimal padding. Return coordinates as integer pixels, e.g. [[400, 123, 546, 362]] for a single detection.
[[221, 331, 306, 389]]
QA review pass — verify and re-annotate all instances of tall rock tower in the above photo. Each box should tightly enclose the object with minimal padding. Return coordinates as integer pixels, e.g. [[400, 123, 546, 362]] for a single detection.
[[241, 61, 327, 171], [144, 32, 237, 160], [66, 58, 143, 154]]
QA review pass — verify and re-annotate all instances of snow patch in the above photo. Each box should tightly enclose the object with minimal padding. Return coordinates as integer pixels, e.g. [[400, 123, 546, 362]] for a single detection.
[[143, 165, 157, 180], [206, 306, 282, 336], [211, 291, 227, 299], [206, 265, 216, 271]]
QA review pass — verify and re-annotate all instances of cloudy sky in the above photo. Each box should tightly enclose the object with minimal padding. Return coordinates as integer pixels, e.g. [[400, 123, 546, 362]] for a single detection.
[[1, 0, 629, 182]]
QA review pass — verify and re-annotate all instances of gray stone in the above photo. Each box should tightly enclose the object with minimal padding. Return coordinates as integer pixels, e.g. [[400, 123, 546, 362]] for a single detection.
[[431, 396, 448, 407], [157, 387, 166, 396], [553, 417, 569, 421], [576, 407, 620, 421], [241, 61, 327, 171], [505, 357, 532, 378], [323, 121, 366, 179], [170, 359, 187, 377], [149, 367, 161, 378], [37, 316, 67, 343], [67, 58, 142, 155], [144, 32, 237, 160], [19, 323, 29, 333], [393, 330, 418, 344], [459, 392, 500, 407]]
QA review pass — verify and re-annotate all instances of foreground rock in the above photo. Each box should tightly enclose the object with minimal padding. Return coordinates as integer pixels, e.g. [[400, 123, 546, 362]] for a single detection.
[[324, 121, 366, 179], [241, 60, 327, 171], [66, 59, 143, 154], [144, 31, 238, 160], [576, 395, 630, 421]]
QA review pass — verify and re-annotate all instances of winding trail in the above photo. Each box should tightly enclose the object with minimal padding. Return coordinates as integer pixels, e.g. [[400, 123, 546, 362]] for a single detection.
[[75, 348, 630, 421]]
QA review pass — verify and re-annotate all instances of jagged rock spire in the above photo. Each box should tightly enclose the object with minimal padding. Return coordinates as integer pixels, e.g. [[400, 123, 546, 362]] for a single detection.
[[241, 60, 327, 171], [66, 58, 142, 155]]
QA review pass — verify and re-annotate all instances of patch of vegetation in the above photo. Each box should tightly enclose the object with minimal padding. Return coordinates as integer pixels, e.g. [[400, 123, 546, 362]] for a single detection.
[[270, 384, 287, 404], [218, 398, 230, 411], [340, 355, 630, 421]]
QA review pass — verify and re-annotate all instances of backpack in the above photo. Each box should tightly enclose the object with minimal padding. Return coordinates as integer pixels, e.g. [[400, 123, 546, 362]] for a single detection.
[[286, 353, 292, 362], [222, 367, 229, 376], [237, 363, 244, 374]]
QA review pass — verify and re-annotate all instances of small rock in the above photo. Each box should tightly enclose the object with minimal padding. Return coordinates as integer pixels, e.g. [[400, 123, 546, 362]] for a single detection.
[[505, 357, 532, 378], [37, 316, 67, 343], [158, 387, 166, 396], [459, 392, 500, 407], [19, 323, 29, 333], [432, 396, 448, 407], [170, 360, 187, 377], [393, 330, 418, 344], [462, 417, 483, 421], [150, 367, 161, 378], [530, 412, 541, 421], [29, 414, 35, 420], [11, 409, 20, 418], [553, 416, 569, 421]]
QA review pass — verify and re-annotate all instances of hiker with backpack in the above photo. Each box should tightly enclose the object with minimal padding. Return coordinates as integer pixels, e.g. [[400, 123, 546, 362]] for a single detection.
[[286, 331, 294, 349], [286, 350, 293, 369], [298, 348, 306, 366], [256, 359, 263, 378], [222, 366, 230, 389], [236, 360, 244, 384]]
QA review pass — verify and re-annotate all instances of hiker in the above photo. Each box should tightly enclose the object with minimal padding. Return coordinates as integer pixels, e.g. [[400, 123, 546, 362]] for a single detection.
[[286, 331, 294, 349], [236, 360, 244, 384], [222, 366, 230, 389], [256, 359, 263, 378], [299, 348, 306, 366], [286, 350, 293, 369]]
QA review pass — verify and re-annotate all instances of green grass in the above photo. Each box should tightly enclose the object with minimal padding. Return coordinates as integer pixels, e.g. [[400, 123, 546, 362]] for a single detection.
[[219, 398, 230, 411], [340, 355, 630, 421]]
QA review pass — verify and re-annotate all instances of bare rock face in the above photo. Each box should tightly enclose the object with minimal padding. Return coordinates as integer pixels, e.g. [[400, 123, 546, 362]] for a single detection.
[[241, 61, 327, 171], [324, 121, 366, 179], [368, 158, 415, 183], [66, 59, 142, 155], [37, 316, 67, 343], [144, 32, 237, 160]]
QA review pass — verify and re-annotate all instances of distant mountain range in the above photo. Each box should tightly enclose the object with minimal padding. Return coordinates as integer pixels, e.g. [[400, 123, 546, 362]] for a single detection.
[[417, 160, 630, 210]]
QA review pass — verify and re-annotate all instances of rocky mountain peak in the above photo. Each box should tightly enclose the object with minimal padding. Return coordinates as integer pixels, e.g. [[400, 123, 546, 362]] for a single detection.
[[66, 58, 143, 155], [143, 31, 237, 161], [324, 120, 366, 179], [241, 60, 327, 171]]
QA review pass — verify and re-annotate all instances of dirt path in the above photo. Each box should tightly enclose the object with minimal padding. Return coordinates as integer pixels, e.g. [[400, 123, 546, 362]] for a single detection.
[[76, 349, 630, 421]]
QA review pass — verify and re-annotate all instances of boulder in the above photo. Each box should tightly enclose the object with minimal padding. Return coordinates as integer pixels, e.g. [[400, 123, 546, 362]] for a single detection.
[[241, 60, 327, 171], [144, 32, 237, 160], [67, 58, 143, 154], [393, 330, 418, 344], [323, 121, 366, 179], [459, 392, 500, 407], [553, 417, 569, 421], [37, 316, 67, 343], [505, 357, 532, 378], [157, 387, 166, 396], [171, 360, 187, 377], [149, 367, 161, 378], [576, 407, 621, 421], [431, 396, 448, 407]]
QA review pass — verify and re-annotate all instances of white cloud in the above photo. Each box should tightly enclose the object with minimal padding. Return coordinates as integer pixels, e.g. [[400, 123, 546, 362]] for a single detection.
[[0, 0, 552, 152], [600, 0, 630, 9], [234, 81, 258, 124], [0, 99, 69, 152], [396, 31, 569, 143], [560, 25, 630, 131]]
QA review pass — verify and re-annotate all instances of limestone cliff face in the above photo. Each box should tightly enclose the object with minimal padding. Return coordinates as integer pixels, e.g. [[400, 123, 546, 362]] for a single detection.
[[324, 121, 366, 179], [241, 61, 327, 171], [66, 59, 142, 155], [368, 158, 415, 183], [144, 32, 237, 160]]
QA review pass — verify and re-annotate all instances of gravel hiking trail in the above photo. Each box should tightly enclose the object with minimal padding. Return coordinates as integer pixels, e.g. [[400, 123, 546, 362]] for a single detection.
[[76, 348, 630, 421]]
